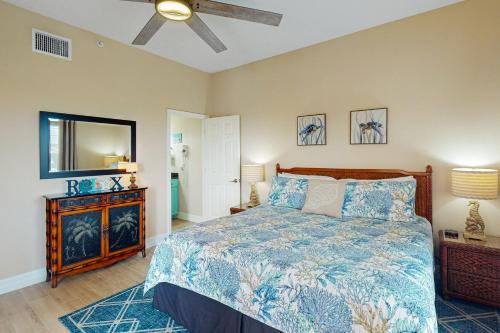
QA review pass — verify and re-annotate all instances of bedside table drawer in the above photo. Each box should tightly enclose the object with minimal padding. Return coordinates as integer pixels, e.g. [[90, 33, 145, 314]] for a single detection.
[[448, 271, 500, 303], [448, 248, 500, 279]]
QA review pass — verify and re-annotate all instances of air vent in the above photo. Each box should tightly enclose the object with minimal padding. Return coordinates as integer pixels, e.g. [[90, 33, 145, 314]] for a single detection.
[[32, 29, 72, 60]]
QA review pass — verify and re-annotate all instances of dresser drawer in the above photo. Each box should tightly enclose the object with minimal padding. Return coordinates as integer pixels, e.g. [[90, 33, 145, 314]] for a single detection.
[[448, 248, 500, 279], [108, 191, 142, 203], [58, 196, 103, 210], [448, 271, 500, 304]]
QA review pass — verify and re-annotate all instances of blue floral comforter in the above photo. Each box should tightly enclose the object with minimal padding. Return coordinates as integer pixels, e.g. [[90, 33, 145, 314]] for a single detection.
[[145, 205, 436, 333]]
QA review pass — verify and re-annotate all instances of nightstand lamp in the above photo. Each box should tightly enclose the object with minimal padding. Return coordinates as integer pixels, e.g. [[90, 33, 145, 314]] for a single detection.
[[119, 162, 139, 189], [242, 164, 264, 207], [451, 168, 498, 240]]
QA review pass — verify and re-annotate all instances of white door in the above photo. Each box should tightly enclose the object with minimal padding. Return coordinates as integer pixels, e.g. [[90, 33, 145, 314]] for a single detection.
[[202, 116, 240, 219]]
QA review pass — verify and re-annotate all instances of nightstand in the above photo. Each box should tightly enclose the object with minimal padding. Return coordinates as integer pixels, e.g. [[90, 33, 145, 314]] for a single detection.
[[230, 203, 252, 215], [439, 230, 500, 307]]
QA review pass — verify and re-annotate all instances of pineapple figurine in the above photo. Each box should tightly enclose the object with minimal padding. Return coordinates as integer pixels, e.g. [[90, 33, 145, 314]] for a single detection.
[[463, 201, 486, 241]]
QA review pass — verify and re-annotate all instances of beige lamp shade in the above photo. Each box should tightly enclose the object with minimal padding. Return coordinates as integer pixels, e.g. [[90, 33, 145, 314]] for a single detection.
[[241, 165, 264, 183], [118, 161, 129, 170], [118, 162, 138, 173], [451, 168, 498, 200], [125, 162, 138, 173]]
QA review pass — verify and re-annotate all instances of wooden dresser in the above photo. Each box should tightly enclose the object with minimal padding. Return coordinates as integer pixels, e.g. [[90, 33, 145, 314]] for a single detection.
[[45, 187, 147, 287], [439, 230, 500, 307]]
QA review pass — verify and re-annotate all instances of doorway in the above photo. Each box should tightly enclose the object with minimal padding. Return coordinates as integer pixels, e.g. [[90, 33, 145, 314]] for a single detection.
[[166, 110, 241, 233], [167, 110, 206, 231]]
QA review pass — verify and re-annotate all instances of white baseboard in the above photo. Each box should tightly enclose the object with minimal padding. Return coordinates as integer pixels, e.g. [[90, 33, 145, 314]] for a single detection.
[[176, 212, 209, 223], [0, 268, 46, 295], [145, 232, 169, 249], [0, 233, 170, 295]]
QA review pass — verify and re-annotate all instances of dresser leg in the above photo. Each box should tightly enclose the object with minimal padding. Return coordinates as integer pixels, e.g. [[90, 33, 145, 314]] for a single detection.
[[51, 275, 58, 288], [46, 269, 51, 282], [142, 248, 146, 258]]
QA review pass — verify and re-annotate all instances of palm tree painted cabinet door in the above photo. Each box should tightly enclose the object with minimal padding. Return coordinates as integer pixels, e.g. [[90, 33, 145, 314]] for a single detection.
[[107, 202, 142, 254], [59, 209, 104, 269]]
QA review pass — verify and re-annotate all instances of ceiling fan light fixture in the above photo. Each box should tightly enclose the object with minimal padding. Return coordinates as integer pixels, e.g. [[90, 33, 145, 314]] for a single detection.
[[156, 0, 192, 21]]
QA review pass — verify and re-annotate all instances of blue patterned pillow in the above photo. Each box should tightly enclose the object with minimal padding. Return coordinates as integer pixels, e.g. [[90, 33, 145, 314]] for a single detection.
[[268, 176, 308, 209], [342, 179, 417, 221]]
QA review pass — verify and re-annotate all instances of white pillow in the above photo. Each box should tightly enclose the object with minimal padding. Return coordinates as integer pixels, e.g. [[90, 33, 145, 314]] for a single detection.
[[279, 173, 336, 180], [302, 180, 346, 218]]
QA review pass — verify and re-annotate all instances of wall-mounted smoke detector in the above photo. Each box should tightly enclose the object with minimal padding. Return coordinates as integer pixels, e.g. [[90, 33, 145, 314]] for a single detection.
[[32, 28, 72, 61]]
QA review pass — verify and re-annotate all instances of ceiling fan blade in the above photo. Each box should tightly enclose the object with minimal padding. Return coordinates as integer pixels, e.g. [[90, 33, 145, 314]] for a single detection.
[[132, 12, 168, 45], [186, 13, 227, 53], [191, 0, 283, 27], [120, 0, 154, 3]]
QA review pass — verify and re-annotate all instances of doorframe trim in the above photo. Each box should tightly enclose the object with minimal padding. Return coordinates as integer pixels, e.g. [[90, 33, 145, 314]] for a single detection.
[[168, 109, 207, 119], [166, 109, 208, 234]]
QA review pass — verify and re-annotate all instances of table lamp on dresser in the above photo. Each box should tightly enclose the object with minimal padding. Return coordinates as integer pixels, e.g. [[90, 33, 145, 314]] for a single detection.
[[119, 162, 139, 189], [242, 164, 264, 207], [451, 168, 498, 240]]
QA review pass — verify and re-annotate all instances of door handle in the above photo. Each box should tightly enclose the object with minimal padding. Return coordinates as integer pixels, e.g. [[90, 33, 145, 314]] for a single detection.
[[229, 179, 239, 183]]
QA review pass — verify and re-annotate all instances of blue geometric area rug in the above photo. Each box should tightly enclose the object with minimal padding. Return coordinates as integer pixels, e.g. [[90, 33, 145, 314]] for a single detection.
[[434, 271, 499, 333], [60, 281, 499, 333], [59, 283, 188, 333], [436, 296, 499, 333]]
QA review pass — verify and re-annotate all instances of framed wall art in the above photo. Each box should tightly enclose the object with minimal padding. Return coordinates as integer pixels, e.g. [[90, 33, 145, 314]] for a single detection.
[[297, 114, 326, 146], [350, 108, 388, 145]]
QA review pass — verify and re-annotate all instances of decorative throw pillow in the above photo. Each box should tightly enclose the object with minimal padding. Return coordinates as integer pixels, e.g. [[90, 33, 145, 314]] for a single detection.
[[342, 179, 417, 222], [268, 176, 308, 209], [302, 180, 347, 218]]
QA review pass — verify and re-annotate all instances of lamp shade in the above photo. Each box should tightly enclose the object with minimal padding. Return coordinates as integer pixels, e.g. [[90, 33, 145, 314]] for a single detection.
[[118, 161, 128, 170], [241, 165, 264, 183], [118, 162, 138, 173], [451, 168, 498, 200], [125, 162, 138, 173]]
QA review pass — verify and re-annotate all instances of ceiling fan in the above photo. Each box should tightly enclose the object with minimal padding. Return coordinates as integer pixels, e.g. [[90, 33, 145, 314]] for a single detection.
[[121, 0, 283, 53]]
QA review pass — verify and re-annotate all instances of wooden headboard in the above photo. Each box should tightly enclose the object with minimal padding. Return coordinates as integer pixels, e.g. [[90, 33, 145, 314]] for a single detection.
[[276, 164, 433, 224]]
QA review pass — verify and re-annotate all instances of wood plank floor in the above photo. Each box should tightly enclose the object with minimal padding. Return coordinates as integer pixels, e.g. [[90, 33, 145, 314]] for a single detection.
[[172, 218, 192, 230], [0, 250, 152, 332], [0, 220, 194, 333]]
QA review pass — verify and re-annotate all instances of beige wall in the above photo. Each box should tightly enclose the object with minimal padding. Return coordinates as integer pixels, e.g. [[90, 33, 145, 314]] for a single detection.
[[0, 1, 209, 279], [171, 114, 203, 216], [208, 0, 500, 239]]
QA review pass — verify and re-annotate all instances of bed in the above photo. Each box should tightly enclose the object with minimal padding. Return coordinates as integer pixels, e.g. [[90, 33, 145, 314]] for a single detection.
[[145, 164, 436, 333]]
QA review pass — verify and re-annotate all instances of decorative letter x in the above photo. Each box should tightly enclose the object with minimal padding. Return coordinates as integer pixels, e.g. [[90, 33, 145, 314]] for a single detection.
[[110, 177, 124, 191]]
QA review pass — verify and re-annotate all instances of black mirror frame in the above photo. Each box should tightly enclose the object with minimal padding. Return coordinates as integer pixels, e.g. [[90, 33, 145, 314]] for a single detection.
[[39, 111, 136, 179]]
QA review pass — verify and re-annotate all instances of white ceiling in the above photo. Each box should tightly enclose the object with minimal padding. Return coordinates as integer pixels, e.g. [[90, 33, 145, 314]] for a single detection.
[[4, 0, 461, 73]]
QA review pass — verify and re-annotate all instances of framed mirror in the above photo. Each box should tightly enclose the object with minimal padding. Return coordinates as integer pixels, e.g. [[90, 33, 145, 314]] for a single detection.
[[40, 111, 136, 179]]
